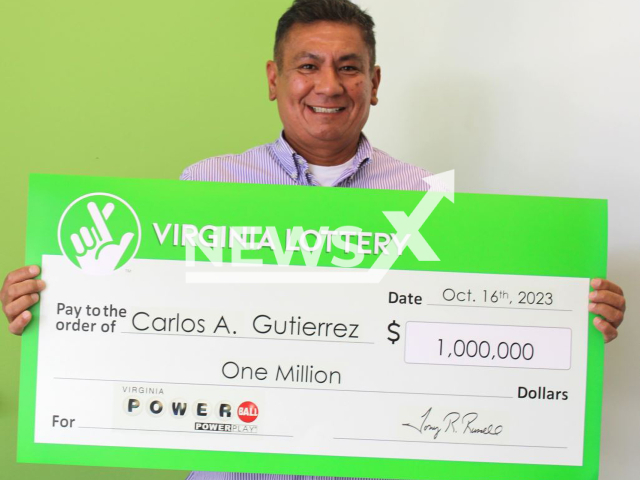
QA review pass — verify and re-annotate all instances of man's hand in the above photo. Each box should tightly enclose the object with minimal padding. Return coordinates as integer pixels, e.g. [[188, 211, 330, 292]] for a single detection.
[[1, 265, 46, 335], [590, 278, 626, 343]]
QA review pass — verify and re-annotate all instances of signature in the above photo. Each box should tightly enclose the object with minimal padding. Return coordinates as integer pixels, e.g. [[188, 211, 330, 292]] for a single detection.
[[402, 407, 503, 439]]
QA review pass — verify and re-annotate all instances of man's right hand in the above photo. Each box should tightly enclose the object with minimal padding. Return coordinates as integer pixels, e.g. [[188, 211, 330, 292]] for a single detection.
[[1, 265, 46, 335]]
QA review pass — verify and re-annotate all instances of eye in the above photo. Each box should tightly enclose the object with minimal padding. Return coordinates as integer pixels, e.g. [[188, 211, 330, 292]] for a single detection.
[[299, 64, 317, 71], [340, 65, 359, 73]]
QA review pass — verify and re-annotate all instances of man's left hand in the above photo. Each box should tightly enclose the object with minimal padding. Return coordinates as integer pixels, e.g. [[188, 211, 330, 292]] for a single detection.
[[589, 278, 626, 343]]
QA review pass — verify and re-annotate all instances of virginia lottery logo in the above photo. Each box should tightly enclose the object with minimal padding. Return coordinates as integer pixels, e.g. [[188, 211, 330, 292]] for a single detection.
[[58, 193, 141, 275]]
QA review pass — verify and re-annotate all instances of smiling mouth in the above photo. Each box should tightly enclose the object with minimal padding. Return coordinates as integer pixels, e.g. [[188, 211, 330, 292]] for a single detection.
[[309, 106, 346, 113]]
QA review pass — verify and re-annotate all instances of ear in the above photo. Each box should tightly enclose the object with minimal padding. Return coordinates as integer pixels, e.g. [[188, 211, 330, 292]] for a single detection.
[[370, 65, 381, 106], [266, 60, 278, 101]]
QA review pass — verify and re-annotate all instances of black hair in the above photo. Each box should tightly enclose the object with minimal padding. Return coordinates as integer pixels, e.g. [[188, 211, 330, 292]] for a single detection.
[[274, 0, 376, 71]]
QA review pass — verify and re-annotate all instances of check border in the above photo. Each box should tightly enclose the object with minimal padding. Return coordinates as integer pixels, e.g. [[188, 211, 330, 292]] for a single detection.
[[19, 174, 607, 479]]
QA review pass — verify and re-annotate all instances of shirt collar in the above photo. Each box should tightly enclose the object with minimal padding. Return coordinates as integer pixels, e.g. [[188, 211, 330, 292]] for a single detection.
[[269, 131, 373, 181]]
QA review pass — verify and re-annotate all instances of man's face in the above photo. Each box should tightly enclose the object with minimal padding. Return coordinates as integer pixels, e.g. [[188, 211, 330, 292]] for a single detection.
[[267, 21, 381, 152]]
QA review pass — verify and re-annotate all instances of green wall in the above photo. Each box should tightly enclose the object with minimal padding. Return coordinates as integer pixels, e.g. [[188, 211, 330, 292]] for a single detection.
[[0, 1, 290, 478]]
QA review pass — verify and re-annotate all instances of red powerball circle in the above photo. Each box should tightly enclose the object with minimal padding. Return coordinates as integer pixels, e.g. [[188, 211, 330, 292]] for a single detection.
[[237, 401, 259, 423]]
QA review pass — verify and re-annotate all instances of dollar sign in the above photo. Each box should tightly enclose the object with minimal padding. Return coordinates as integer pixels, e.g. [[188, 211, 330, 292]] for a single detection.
[[387, 320, 401, 344]]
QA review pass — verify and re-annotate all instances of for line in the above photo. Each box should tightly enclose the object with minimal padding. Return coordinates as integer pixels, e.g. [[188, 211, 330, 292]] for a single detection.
[[79, 425, 292, 438]]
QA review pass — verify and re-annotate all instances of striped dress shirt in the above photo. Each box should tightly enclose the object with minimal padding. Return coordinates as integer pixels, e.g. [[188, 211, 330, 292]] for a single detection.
[[180, 131, 432, 191], [182, 132, 432, 480]]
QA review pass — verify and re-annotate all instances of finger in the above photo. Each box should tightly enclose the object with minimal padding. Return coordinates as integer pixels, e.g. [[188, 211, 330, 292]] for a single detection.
[[591, 278, 623, 296], [4, 293, 39, 322], [117, 232, 135, 252], [102, 202, 114, 220], [589, 302, 624, 328], [91, 226, 99, 245], [3, 265, 40, 289], [594, 317, 618, 343], [589, 289, 626, 312], [71, 233, 84, 254], [8, 311, 32, 336], [4, 279, 46, 303], [87, 201, 112, 242], [80, 226, 94, 247]]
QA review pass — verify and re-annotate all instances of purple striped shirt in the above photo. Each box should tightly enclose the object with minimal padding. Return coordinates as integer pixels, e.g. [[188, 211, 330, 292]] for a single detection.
[[180, 132, 433, 191], [182, 132, 430, 480]]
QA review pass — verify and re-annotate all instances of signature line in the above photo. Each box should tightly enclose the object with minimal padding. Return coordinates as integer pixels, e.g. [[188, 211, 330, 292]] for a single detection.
[[334, 436, 567, 449]]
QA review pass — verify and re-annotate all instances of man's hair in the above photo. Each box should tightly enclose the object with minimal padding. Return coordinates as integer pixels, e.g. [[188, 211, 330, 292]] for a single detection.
[[274, 0, 376, 71]]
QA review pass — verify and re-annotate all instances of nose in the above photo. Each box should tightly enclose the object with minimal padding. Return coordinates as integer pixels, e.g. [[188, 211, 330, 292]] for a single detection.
[[314, 67, 345, 97]]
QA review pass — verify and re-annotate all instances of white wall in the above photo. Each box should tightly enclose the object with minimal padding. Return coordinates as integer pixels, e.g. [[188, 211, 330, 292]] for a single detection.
[[359, 0, 640, 477]]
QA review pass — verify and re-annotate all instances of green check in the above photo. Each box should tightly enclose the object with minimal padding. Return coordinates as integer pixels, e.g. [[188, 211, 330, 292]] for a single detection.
[[19, 173, 606, 480]]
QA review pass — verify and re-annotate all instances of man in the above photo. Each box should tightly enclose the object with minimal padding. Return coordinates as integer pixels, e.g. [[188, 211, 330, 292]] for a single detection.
[[0, 1, 627, 479]]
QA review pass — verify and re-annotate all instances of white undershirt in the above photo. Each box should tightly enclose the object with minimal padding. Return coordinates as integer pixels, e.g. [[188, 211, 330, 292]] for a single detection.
[[306, 157, 355, 186]]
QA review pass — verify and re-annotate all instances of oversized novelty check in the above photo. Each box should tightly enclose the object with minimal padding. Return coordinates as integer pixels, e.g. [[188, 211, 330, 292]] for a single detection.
[[19, 174, 607, 480]]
